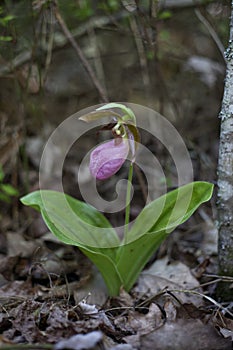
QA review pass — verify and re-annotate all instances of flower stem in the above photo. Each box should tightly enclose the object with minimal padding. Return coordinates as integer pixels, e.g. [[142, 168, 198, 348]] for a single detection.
[[124, 162, 133, 238]]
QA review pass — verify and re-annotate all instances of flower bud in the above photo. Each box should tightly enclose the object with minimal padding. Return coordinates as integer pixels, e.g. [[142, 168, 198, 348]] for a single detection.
[[90, 138, 129, 180]]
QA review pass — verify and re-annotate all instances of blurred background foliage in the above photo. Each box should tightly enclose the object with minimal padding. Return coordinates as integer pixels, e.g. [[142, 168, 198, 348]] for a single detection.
[[0, 0, 230, 231]]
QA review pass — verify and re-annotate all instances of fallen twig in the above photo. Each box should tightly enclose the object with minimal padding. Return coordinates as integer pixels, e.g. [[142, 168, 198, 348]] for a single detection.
[[168, 288, 233, 318]]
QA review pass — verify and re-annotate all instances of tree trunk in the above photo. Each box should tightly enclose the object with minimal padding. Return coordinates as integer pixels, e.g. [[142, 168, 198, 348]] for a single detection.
[[217, 1, 233, 297]]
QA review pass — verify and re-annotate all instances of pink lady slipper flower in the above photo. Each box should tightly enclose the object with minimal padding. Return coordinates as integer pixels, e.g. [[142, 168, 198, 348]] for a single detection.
[[79, 103, 139, 180], [90, 137, 130, 180]]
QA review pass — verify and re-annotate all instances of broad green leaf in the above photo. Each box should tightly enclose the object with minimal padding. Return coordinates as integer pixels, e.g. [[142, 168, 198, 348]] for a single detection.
[[80, 247, 122, 296], [41, 207, 122, 295], [40, 208, 122, 296], [20, 191, 120, 250], [127, 182, 213, 242], [116, 231, 167, 292], [20, 190, 122, 295], [116, 181, 214, 291], [20, 182, 213, 296]]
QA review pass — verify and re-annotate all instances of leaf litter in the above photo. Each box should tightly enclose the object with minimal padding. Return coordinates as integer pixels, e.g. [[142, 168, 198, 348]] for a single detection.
[[0, 215, 233, 350]]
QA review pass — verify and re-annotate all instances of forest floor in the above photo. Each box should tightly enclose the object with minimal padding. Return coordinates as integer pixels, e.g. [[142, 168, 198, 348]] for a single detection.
[[0, 216, 232, 350]]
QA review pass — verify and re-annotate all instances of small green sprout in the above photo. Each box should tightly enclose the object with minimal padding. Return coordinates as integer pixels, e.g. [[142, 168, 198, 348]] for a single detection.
[[0, 165, 19, 203]]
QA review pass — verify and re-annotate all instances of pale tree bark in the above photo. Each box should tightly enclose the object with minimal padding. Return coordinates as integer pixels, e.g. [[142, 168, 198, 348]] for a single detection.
[[217, 1, 233, 286]]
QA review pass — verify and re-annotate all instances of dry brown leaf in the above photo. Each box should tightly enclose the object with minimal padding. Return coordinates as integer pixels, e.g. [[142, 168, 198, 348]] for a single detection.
[[6, 299, 46, 343], [115, 303, 164, 339], [127, 303, 164, 334], [134, 257, 202, 306], [6, 232, 40, 258]]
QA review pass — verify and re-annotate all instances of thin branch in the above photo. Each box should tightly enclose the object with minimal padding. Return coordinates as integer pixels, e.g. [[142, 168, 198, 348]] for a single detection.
[[0, 2, 216, 78], [202, 273, 233, 280], [129, 15, 150, 88], [53, 2, 108, 102], [42, 6, 55, 86], [0, 51, 32, 77], [168, 288, 233, 318], [195, 8, 226, 63], [87, 27, 107, 94]]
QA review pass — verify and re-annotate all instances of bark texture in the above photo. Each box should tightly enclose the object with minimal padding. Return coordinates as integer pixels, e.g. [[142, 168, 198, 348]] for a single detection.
[[217, 1, 233, 278]]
